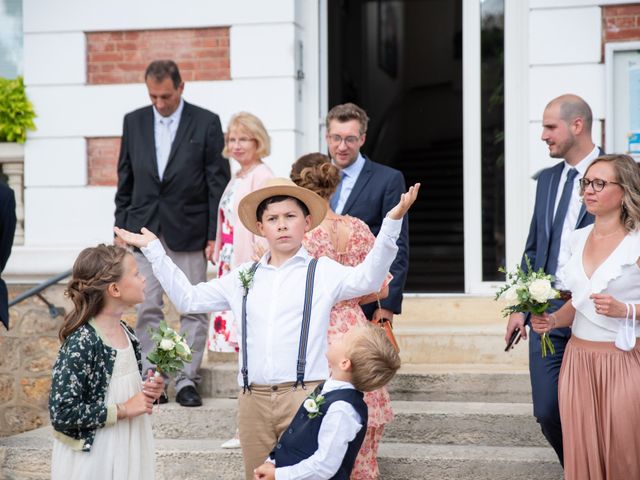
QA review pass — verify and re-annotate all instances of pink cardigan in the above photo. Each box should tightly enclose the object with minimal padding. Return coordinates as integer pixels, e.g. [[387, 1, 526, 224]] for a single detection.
[[213, 162, 275, 269]]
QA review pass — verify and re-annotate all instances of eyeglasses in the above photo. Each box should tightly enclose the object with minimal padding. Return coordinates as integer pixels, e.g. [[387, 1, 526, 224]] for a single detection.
[[327, 134, 361, 147], [227, 137, 255, 146], [578, 177, 622, 193]]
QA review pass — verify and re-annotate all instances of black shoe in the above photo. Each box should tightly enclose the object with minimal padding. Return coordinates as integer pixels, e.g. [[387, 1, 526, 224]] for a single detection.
[[176, 385, 202, 407]]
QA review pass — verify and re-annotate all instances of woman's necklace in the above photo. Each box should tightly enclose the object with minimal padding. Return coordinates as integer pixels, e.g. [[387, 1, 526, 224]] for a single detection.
[[592, 227, 625, 240]]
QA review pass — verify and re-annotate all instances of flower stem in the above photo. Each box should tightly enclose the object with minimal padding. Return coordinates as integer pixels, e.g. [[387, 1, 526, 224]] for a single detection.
[[540, 332, 555, 358]]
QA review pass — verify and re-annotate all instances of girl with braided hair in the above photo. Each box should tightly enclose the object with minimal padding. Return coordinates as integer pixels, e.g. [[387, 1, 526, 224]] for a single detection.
[[49, 244, 164, 479]]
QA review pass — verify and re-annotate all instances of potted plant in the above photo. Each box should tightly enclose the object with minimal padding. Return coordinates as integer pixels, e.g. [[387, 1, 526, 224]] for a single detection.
[[0, 76, 36, 144]]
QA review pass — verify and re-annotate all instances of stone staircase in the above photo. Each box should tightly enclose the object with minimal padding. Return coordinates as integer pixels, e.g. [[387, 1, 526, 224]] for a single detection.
[[0, 297, 564, 479]]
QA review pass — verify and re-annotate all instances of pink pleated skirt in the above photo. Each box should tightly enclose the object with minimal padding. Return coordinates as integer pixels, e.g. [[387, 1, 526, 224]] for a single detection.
[[559, 336, 640, 480]]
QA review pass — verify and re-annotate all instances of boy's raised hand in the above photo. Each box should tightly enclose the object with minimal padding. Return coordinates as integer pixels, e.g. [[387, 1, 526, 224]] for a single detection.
[[114, 226, 158, 249], [387, 183, 421, 220]]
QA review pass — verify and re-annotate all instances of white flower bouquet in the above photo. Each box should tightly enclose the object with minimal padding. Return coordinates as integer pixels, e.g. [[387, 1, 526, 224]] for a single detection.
[[495, 255, 560, 357], [147, 321, 193, 375]]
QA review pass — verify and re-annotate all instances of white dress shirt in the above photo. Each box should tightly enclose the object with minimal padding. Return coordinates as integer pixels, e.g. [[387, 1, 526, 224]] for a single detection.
[[141, 217, 401, 386], [332, 153, 366, 215], [272, 378, 364, 480], [553, 145, 599, 289], [153, 99, 184, 179]]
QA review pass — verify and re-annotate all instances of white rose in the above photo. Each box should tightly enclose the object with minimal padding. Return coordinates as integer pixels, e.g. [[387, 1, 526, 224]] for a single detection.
[[303, 399, 318, 413], [180, 341, 191, 356], [528, 279, 554, 303], [160, 338, 175, 351], [500, 286, 520, 307]]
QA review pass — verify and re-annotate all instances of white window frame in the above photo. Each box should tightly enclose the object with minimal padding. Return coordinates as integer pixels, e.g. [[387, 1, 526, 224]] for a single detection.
[[463, 0, 530, 294]]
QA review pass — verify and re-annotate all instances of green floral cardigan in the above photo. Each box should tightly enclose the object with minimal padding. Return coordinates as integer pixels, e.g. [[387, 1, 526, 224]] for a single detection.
[[49, 320, 142, 451]]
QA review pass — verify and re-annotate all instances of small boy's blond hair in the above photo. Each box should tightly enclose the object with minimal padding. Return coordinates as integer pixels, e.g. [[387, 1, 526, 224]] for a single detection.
[[348, 324, 401, 392]]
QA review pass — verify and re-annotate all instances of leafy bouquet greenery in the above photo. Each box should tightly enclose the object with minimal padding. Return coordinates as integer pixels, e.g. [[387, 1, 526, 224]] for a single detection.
[[147, 321, 193, 375], [495, 255, 560, 357]]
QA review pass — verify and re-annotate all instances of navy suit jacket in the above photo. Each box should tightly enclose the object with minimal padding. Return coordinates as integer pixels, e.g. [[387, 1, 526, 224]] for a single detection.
[[522, 156, 600, 274], [0, 183, 16, 329], [340, 157, 408, 316], [114, 101, 230, 252]]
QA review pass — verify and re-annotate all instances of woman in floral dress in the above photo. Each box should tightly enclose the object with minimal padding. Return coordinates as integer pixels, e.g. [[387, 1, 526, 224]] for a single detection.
[[291, 153, 393, 479], [207, 112, 274, 352], [207, 112, 274, 449]]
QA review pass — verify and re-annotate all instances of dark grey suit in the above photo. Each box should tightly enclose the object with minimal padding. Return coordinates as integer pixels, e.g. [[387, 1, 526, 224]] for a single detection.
[[339, 157, 408, 317], [0, 183, 16, 329], [522, 155, 600, 464], [115, 101, 230, 391]]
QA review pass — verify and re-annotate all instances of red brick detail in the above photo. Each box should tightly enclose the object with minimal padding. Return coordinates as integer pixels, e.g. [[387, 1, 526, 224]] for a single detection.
[[86, 28, 230, 85], [603, 4, 640, 43], [87, 137, 120, 186]]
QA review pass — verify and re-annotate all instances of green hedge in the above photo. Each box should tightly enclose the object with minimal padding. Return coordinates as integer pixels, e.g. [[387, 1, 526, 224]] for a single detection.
[[0, 76, 36, 143]]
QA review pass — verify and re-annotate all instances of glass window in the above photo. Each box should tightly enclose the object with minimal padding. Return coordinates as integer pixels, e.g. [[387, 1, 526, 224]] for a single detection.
[[0, 0, 23, 79], [480, 0, 505, 281]]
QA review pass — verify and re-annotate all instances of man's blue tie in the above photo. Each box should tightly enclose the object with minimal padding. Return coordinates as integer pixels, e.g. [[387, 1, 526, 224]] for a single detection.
[[330, 171, 345, 212], [546, 168, 578, 275]]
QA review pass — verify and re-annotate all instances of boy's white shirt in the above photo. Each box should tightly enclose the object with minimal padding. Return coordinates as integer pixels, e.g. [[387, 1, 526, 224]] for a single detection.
[[268, 378, 363, 480], [141, 216, 401, 386]]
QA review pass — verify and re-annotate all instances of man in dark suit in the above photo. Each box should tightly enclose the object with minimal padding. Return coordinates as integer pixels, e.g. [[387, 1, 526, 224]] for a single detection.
[[325, 103, 408, 323], [505, 94, 601, 465], [114, 60, 230, 406], [0, 182, 16, 329]]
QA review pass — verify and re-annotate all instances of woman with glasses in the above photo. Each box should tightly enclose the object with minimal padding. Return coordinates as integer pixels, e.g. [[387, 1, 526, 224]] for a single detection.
[[531, 154, 640, 479], [207, 112, 274, 448]]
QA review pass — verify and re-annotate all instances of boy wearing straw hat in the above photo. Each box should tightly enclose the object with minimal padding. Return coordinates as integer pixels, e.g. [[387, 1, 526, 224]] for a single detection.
[[115, 178, 420, 479]]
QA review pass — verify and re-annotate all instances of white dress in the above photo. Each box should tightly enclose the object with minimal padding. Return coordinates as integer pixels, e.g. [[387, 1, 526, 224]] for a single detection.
[[561, 224, 640, 343], [51, 333, 155, 480]]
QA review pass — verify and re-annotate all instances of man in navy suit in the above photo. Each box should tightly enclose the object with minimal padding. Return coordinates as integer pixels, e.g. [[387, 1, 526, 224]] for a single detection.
[[114, 60, 230, 406], [505, 94, 601, 465], [325, 103, 408, 323], [0, 182, 16, 329]]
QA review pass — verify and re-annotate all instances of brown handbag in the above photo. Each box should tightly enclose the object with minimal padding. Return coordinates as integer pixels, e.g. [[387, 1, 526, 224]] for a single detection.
[[373, 296, 400, 353]]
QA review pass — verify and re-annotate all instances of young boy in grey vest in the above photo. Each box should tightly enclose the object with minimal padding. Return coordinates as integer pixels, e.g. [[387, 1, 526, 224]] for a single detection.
[[254, 323, 401, 480], [115, 178, 419, 480]]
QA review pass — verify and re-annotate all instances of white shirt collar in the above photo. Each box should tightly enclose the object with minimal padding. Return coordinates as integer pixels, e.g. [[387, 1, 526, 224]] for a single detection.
[[153, 98, 184, 125], [322, 377, 356, 394], [259, 245, 311, 269], [566, 145, 599, 176]]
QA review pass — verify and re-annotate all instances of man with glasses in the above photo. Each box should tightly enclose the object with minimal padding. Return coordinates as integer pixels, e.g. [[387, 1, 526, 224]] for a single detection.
[[114, 60, 230, 407], [504, 94, 602, 465], [325, 103, 409, 325]]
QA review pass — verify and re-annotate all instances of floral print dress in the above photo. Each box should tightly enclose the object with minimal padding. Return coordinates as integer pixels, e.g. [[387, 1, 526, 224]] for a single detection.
[[303, 216, 393, 480], [208, 179, 239, 352]]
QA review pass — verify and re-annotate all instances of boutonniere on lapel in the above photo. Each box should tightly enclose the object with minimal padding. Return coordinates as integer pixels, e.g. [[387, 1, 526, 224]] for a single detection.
[[303, 392, 326, 419], [239, 267, 256, 294]]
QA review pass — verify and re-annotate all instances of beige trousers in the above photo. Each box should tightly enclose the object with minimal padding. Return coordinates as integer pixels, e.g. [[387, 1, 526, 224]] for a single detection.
[[237, 380, 321, 480]]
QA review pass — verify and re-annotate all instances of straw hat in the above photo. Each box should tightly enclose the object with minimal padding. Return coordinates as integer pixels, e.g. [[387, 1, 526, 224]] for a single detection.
[[238, 177, 328, 236]]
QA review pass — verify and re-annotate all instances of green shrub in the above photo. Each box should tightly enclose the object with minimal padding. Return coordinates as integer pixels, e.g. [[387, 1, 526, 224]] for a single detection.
[[0, 76, 36, 143]]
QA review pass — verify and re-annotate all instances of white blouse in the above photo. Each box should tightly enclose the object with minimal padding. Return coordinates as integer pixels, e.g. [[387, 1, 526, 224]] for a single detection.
[[560, 224, 640, 343]]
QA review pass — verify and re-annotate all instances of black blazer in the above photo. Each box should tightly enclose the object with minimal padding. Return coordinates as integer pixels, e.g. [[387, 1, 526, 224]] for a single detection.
[[0, 183, 16, 329], [114, 101, 230, 252], [341, 158, 409, 316]]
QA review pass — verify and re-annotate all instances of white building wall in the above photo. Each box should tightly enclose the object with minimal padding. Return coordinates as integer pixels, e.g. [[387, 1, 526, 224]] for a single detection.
[[8, 0, 321, 280]]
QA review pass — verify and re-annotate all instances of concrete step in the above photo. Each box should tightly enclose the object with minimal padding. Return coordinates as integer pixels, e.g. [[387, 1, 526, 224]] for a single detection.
[[150, 398, 546, 447], [198, 363, 533, 403], [0, 427, 563, 480]]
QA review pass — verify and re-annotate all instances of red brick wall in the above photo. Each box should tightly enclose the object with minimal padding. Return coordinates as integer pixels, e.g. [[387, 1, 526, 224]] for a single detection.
[[87, 137, 120, 186], [603, 4, 640, 42], [86, 28, 230, 85]]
